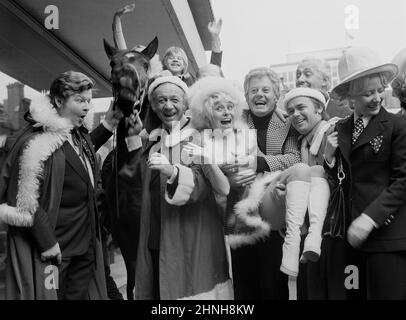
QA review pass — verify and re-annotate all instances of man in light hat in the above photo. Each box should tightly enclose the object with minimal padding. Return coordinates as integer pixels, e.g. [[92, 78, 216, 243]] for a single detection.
[[114, 72, 232, 300], [324, 46, 406, 299]]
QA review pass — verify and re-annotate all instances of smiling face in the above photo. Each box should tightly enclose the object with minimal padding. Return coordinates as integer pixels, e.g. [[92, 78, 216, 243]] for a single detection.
[[56, 89, 93, 128], [349, 75, 386, 118], [151, 83, 186, 129], [247, 76, 277, 117], [208, 95, 236, 130], [165, 54, 186, 76], [296, 62, 325, 90], [286, 96, 323, 135]]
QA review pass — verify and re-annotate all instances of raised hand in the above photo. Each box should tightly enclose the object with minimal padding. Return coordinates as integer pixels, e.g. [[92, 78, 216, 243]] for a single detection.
[[208, 17, 223, 52], [116, 3, 135, 17], [208, 17, 223, 37]]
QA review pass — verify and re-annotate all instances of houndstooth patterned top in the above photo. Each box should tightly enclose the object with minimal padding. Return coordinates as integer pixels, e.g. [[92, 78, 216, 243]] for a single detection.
[[243, 109, 301, 172]]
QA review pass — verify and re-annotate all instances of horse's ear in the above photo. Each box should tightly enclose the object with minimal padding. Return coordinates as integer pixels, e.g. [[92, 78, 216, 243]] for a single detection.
[[141, 37, 158, 60], [104, 39, 118, 60]]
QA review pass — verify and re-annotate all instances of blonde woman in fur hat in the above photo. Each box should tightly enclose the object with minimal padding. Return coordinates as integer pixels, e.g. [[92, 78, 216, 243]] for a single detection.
[[185, 78, 331, 301], [184, 77, 275, 241]]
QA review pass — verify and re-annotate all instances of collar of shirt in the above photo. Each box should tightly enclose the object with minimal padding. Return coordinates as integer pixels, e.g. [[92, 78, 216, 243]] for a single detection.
[[354, 113, 371, 128], [302, 120, 324, 145]]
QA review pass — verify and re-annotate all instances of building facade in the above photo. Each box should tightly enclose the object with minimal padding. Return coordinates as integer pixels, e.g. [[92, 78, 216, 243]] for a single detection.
[[270, 47, 400, 112]]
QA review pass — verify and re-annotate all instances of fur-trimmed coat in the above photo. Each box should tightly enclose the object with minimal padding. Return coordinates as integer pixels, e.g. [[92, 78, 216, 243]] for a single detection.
[[0, 96, 110, 299], [127, 120, 233, 300]]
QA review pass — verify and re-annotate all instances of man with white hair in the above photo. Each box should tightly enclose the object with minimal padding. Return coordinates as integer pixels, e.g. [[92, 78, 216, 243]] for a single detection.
[[296, 57, 353, 118]]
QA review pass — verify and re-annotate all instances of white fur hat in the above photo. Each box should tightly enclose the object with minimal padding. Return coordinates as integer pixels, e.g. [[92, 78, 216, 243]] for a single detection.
[[148, 72, 189, 101], [188, 76, 247, 130], [283, 87, 326, 110]]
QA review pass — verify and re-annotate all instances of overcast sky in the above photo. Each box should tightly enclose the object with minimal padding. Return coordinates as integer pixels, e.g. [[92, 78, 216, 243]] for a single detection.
[[1, 0, 406, 110], [211, 0, 406, 83]]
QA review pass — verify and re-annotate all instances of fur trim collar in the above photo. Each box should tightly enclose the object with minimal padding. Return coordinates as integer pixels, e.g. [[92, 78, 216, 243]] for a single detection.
[[0, 95, 74, 227]]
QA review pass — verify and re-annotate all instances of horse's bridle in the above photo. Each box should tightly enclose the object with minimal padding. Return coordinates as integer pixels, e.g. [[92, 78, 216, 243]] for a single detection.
[[112, 57, 149, 117]]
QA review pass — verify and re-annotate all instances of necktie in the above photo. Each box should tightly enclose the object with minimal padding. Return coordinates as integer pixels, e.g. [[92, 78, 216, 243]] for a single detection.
[[71, 128, 96, 175], [352, 117, 364, 145]]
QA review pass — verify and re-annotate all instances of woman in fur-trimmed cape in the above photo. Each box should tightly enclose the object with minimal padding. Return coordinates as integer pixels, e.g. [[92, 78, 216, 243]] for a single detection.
[[0, 90, 111, 299]]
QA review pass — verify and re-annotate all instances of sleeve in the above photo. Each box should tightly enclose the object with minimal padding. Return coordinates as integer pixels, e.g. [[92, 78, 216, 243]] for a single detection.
[[261, 128, 301, 172], [201, 165, 230, 196], [165, 164, 209, 206], [0, 142, 57, 252], [90, 123, 113, 151], [210, 51, 223, 67], [364, 117, 406, 226], [256, 156, 270, 173], [30, 208, 57, 252], [112, 11, 127, 50]]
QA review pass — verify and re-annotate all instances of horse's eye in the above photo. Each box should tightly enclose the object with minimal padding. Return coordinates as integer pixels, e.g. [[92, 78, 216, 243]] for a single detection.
[[144, 62, 149, 71]]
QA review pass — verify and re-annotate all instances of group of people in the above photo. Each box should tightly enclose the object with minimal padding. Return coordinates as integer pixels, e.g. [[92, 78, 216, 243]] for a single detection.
[[1, 4, 406, 300]]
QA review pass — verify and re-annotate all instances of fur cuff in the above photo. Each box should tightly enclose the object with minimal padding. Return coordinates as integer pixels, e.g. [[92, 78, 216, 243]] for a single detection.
[[0, 203, 33, 227], [0, 96, 72, 227], [178, 279, 233, 300], [165, 164, 195, 206]]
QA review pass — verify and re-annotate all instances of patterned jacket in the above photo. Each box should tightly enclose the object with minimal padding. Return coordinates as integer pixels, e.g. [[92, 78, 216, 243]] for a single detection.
[[243, 109, 301, 172]]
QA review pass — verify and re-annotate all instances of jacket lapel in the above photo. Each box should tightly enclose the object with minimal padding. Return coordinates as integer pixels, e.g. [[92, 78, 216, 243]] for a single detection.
[[82, 131, 97, 180], [63, 142, 91, 185], [267, 113, 290, 155], [337, 114, 353, 163], [352, 108, 387, 152]]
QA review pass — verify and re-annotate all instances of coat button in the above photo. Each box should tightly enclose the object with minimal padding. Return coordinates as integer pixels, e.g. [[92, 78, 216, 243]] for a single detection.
[[390, 215, 394, 219]]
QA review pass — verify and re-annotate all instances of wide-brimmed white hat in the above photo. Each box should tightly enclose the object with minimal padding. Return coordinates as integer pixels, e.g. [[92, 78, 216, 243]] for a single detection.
[[332, 47, 398, 96]]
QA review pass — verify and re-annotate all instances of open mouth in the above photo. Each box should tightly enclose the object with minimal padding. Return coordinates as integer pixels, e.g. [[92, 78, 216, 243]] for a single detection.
[[220, 119, 232, 126], [254, 101, 267, 106], [294, 118, 305, 125], [163, 112, 177, 119]]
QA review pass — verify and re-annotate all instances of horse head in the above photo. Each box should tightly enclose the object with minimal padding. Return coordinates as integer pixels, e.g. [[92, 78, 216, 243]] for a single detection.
[[104, 37, 158, 117]]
